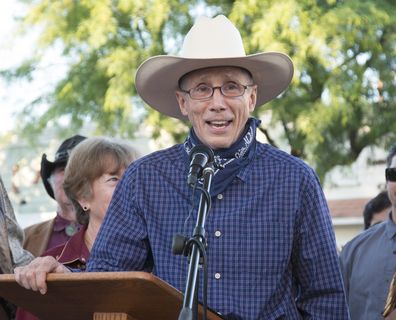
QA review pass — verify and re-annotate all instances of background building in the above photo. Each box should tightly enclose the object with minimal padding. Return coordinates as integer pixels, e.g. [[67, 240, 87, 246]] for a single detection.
[[324, 145, 388, 247]]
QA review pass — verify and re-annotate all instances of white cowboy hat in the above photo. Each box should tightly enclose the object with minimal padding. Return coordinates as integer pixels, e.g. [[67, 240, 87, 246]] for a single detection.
[[135, 15, 294, 120]]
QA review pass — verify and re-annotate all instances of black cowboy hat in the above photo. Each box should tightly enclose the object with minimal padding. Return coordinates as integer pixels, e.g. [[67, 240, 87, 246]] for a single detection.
[[40, 135, 86, 199]]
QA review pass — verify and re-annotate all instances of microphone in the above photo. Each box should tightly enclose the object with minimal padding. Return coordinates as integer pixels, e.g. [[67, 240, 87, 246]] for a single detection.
[[187, 145, 214, 186]]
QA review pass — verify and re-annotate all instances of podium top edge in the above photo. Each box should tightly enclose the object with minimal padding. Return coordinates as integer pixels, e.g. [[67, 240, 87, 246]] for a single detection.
[[0, 271, 155, 283]]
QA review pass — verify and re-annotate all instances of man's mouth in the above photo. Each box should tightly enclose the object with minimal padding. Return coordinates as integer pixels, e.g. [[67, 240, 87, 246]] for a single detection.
[[206, 120, 232, 128]]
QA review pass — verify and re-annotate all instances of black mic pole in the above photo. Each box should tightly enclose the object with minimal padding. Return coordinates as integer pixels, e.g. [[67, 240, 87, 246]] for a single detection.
[[178, 164, 214, 320]]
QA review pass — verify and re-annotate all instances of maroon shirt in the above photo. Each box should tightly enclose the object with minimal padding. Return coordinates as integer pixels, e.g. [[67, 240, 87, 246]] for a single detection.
[[16, 226, 89, 320], [46, 214, 80, 251]]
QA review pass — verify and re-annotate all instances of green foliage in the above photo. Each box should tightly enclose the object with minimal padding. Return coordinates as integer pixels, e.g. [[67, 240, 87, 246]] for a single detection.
[[230, 0, 396, 179], [6, 0, 196, 139], [3, 0, 396, 181]]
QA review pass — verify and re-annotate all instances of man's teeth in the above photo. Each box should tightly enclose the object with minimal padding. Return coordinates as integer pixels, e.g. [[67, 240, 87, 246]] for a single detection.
[[210, 121, 228, 126]]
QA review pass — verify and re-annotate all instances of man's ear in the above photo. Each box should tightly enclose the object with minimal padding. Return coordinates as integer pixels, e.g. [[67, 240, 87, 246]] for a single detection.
[[175, 91, 189, 116], [248, 85, 257, 112]]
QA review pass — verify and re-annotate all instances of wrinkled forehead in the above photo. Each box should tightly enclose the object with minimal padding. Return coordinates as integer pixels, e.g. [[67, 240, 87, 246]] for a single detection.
[[179, 66, 252, 87]]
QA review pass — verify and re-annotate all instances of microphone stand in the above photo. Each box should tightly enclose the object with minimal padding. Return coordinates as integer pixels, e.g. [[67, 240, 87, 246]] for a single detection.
[[178, 164, 214, 320]]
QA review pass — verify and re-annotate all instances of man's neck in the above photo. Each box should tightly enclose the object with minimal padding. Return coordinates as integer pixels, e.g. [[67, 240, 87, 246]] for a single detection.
[[56, 205, 76, 222]]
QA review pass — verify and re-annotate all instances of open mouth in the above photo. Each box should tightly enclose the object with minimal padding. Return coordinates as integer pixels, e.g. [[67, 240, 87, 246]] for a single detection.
[[206, 120, 232, 128]]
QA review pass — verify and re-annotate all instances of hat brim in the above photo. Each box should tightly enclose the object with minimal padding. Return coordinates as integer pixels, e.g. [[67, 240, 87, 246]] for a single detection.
[[40, 154, 67, 199], [135, 52, 294, 120]]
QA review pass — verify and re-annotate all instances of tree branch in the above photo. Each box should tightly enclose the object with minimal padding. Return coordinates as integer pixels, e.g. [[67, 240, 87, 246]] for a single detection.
[[258, 126, 278, 148]]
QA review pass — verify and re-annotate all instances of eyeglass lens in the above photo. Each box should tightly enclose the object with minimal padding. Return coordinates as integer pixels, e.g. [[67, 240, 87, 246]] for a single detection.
[[190, 82, 246, 99]]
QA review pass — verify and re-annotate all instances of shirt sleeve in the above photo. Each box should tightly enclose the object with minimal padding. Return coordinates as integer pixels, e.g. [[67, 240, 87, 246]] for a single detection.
[[0, 176, 33, 271], [87, 166, 152, 272], [292, 168, 350, 319], [339, 242, 352, 301]]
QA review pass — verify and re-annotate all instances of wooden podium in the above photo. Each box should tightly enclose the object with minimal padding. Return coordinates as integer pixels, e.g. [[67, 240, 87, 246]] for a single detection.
[[0, 272, 222, 320]]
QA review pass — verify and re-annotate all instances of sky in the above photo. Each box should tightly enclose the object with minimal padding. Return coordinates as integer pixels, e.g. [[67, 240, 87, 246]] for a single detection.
[[0, 1, 28, 134], [0, 1, 66, 135]]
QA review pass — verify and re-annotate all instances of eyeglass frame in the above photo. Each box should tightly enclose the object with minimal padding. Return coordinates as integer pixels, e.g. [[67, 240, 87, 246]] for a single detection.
[[385, 168, 396, 182], [179, 82, 255, 100]]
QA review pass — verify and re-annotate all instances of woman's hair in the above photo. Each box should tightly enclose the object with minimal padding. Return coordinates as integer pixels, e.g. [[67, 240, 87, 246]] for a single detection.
[[384, 273, 396, 317], [63, 137, 139, 225]]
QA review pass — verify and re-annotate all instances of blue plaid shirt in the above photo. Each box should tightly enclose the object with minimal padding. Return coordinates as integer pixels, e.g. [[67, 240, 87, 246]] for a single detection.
[[88, 142, 349, 319]]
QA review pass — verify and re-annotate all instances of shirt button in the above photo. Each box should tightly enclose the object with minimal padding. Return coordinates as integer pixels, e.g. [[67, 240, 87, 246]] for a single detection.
[[214, 273, 221, 280], [214, 230, 221, 237], [217, 194, 223, 200]]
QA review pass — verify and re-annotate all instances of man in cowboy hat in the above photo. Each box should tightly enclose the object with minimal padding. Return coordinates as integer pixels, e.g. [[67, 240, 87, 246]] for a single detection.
[[23, 135, 86, 257], [14, 16, 349, 319]]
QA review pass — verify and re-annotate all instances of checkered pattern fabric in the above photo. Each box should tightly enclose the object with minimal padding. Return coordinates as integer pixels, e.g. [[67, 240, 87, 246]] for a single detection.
[[87, 142, 349, 320]]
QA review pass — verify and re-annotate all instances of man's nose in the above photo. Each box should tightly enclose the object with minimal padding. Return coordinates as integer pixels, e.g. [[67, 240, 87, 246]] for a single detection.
[[210, 88, 227, 112]]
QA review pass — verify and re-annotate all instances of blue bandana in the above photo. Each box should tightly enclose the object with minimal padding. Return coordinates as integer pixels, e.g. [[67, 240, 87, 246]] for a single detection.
[[184, 117, 260, 196]]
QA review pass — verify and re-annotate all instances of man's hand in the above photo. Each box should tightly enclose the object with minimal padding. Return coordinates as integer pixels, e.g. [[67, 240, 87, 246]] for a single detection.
[[14, 256, 70, 295]]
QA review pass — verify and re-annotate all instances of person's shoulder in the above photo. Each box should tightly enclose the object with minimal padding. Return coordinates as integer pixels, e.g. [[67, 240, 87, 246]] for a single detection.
[[141, 144, 183, 161], [23, 218, 55, 256], [24, 218, 55, 235], [126, 144, 185, 172], [256, 142, 313, 173], [341, 221, 386, 254]]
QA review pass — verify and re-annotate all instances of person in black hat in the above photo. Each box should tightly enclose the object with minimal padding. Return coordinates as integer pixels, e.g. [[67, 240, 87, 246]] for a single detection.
[[23, 135, 86, 257]]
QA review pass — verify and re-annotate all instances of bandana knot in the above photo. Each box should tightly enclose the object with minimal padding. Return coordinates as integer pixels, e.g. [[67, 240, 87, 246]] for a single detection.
[[184, 117, 260, 196]]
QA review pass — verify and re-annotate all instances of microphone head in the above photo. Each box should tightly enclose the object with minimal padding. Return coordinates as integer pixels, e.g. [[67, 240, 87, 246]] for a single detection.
[[189, 144, 214, 163], [187, 145, 215, 186]]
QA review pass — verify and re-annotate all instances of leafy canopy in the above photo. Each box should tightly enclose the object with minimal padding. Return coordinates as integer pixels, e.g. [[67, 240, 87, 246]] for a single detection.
[[3, 0, 396, 180]]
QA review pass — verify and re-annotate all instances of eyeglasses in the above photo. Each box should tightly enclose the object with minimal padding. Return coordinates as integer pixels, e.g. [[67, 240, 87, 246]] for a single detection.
[[180, 82, 254, 100], [385, 168, 396, 182]]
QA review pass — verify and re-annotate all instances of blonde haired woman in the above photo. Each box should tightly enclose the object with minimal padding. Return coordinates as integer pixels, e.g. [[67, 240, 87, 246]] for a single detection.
[[15, 137, 139, 320]]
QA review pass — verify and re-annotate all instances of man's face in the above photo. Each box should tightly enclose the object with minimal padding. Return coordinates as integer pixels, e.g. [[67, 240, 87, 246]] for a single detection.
[[387, 155, 396, 220], [175, 67, 257, 150], [49, 166, 72, 208]]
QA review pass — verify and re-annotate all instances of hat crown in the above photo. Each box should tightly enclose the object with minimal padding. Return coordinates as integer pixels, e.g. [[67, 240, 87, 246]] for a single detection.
[[54, 135, 86, 162], [181, 15, 246, 59], [135, 15, 293, 120], [40, 134, 86, 199]]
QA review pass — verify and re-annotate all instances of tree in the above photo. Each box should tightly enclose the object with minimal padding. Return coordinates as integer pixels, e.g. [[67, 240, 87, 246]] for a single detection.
[[2, 0, 197, 140], [228, 0, 396, 179], [2, 0, 396, 180]]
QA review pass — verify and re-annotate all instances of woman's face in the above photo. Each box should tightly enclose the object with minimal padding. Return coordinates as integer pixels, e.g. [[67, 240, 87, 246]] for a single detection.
[[85, 167, 126, 223]]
